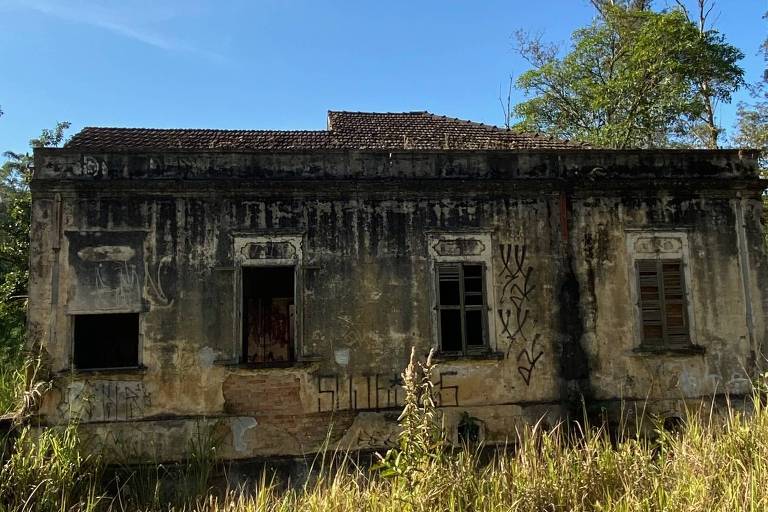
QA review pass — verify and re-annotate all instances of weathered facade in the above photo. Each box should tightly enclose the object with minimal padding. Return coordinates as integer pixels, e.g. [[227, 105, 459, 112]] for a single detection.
[[29, 111, 768, 462]]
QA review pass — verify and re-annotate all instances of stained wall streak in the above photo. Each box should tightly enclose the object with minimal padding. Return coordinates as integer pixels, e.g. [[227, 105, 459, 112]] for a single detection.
[[27, 148, 768, 462]]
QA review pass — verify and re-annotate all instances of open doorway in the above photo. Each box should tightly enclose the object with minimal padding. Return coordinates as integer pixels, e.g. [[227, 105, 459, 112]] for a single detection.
[[242, 266, 295, 364]]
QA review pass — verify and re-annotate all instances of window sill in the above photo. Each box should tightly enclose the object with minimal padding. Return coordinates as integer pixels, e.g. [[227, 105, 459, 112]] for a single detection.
[[222, 361, 316, 370], [631, 345, 705, 357], [59, 365, 148, 377], [433, 351, 505, 362]]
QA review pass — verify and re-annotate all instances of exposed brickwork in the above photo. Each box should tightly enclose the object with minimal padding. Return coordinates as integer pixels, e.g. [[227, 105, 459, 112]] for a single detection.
[[258, 411, 358, 447], [223, 373, 302, 415], [222, 372, 377, 453]]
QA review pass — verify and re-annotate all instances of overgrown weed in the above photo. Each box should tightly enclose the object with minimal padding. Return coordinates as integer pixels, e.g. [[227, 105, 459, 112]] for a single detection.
[[0, 422, 105, 512], [0, 351, 49, 420], [1, 352, 768, 510]]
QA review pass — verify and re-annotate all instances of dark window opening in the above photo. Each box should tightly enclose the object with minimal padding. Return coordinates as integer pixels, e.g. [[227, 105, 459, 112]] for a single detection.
[[73, 313, 140, 370], [242, 266, 295, 364], [436, 263, 488, 354], [637, 259, 690, 349]]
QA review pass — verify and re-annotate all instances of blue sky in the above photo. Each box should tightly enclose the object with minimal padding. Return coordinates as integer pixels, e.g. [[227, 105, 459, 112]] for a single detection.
[[0, 0, 764, 153]]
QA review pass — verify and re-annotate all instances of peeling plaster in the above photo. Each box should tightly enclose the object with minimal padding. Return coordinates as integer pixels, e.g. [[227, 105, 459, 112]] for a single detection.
[[231, 417, 258, 453], [28, 148, 768, 462]]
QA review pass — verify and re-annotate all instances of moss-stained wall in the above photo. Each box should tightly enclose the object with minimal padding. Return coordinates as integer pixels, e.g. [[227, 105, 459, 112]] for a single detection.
[[27, 148, 768, 461]]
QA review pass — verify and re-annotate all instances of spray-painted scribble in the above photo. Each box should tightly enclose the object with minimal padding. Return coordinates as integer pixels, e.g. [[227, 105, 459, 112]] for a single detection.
[[356, 428, 399, 448], [316, 373, 403, 413], [60, 380, 152, 422], [67, 231, 146, 312], [497, 243, 543, 386], [94, 261, 141, 306], [516, 334, 543, 385], [146, 254, 175, 307], [315, 370, 461, 412]]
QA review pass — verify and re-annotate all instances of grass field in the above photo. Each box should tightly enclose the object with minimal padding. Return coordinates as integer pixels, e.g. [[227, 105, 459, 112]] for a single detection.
[[1, 350, 766, 511]]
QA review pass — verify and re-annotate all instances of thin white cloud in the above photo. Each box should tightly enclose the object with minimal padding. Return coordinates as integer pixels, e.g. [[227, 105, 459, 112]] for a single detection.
[[8, 0, 224, 61]]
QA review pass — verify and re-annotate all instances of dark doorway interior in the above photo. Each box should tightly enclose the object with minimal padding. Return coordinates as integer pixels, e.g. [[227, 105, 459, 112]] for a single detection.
[[242, 266, 295, 364]]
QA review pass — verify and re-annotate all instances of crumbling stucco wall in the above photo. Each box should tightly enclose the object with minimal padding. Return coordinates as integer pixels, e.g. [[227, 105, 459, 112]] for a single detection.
[[27, 149, 767, 461]]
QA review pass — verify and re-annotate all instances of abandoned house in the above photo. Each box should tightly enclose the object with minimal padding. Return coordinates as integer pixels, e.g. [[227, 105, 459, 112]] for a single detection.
[[28, 111, 768, 461]]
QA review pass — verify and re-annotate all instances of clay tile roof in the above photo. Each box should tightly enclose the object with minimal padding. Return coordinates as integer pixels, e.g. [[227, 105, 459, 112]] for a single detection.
[[65, 128, 333, 151], [64, 111, 588, 151]]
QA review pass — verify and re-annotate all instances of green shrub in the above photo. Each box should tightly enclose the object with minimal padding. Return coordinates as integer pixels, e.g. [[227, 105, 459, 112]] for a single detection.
[[0, 423, 104, 512], [374, 346, 444, 487]]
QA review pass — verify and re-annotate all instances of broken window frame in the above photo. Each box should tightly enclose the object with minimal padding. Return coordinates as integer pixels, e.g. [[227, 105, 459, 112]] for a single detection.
[[233, 234, 305, 367], [239, 264, 299, 366], [635, 258, 691, 350], [435, 262, 490, 355], [70, 312, 142, 371]]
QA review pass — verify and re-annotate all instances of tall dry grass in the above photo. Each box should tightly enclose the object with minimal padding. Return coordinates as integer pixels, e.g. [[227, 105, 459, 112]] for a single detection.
[[1, 349, 767, 511], [0, 352, 48, 419], [183, 392, 768, 512]]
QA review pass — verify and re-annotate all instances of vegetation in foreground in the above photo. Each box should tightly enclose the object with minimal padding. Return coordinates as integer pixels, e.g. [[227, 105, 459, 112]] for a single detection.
[[0, 122, 70, 416], [0, 348, 767, 511], [0, 5, 765, 508]]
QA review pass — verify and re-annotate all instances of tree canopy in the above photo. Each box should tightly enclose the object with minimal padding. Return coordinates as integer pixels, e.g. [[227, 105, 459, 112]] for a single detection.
[[0, 121, 70, 362], [733, 13, 767, 169], [512, 2, 744, 148]]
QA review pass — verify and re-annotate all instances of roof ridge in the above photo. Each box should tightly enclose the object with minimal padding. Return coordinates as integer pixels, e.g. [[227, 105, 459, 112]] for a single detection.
[[75, 127, 329, 134], [420, 113, 587, 146], [421, 112, 507, 132], [328, 110, 429, 115]]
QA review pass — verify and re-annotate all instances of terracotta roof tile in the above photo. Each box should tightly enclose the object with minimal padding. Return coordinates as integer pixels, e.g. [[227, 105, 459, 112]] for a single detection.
[[64, 111, 588, 151]]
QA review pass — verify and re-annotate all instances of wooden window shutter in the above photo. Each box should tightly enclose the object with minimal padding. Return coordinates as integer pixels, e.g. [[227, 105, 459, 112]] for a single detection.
[[637, 260, 664, 347], [636, 259, 690, 348], [661, 260, 689, 347]]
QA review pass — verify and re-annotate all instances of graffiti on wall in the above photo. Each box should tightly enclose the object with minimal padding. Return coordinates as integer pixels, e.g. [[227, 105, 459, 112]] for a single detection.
[[146, 254, 175, 307], [67, 231, 146, 312], [356, 428, 399, 448], [94, 260, 141, 307], [60, 380, 152, 422], [67, 231, 176, 311], [315, 370, 460, 413], [498, 244, 543, 386]]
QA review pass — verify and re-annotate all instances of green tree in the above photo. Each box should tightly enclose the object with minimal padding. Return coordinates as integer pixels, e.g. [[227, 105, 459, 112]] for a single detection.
[[589, 0, 652, 15], [733, 13, 767, 169], [512, 2, 744, 148], [0, 122, 70, 363]]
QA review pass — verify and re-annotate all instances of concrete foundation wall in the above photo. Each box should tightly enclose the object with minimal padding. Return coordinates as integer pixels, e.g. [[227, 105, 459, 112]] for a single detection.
[[28, 148, 768, 461]]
